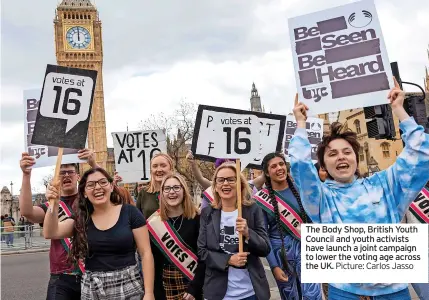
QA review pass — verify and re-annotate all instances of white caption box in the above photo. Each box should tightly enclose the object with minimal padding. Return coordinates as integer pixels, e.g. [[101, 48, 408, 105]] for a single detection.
[[302, 224, 428, 283]]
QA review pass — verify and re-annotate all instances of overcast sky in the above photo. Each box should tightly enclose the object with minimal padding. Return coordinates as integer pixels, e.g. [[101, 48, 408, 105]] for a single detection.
[[1, 0, 428, 194]]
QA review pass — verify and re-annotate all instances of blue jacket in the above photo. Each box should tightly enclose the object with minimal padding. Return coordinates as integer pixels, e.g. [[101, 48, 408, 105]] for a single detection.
[[289, 117, 429, 296]]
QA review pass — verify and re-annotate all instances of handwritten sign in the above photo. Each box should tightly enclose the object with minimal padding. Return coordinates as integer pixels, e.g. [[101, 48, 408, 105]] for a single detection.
[[112, 130, 167, 183], [288, 0, 393, 114]]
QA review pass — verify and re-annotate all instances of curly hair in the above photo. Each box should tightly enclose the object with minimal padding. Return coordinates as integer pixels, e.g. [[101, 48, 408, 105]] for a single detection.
[[316, 122, 361, 179], [69, 168, 122, 263], [262, 152, 309, 275]]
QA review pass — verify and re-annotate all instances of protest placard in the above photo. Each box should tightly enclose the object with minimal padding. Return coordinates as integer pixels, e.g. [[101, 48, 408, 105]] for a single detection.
[[112, 130, 167, 183], [284, 116, 323, 163], [192, 105, 286, 170], [288, 0, 393, 114], [31, 65, 97, 149], [24, 89, 84, 167]]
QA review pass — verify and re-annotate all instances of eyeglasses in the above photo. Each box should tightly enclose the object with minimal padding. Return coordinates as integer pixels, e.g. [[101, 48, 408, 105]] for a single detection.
[[59, 170, 76, 176], [163, 185, 182, 193], [85, 178, 110, 190], [215, 177, 237, 185]]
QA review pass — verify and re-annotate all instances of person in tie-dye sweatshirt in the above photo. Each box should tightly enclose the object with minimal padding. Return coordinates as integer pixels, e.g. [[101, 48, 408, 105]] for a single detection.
[[288, 79, 429, 300]]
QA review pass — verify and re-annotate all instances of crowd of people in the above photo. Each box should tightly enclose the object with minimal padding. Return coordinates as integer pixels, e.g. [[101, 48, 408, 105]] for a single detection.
[[17, 82, 429, 300]]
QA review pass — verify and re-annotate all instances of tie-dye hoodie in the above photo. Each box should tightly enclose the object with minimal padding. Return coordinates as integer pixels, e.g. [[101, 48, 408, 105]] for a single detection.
[[289, 117, 429, 296]]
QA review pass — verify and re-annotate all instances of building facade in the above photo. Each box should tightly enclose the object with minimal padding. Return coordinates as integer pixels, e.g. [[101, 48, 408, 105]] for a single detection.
[[1, 187, 20, 221], [54, 0, 112, 174]]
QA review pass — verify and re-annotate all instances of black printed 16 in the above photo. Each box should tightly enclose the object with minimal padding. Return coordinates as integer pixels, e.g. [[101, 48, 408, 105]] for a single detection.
[[52, 85, 82, 115], [223, 127, 251, 155]]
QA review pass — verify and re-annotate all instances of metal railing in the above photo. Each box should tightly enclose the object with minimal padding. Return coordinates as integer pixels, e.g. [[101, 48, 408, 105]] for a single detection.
[[0, 225, 50, 252]]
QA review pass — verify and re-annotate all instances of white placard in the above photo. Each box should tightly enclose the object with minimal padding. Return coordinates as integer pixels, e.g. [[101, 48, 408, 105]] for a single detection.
[[112, 130, 167, 183], [192, 107, 260, 170], [288, 0, 393, 114], [284, 116, 323, 163], [24, 89, 84, 168], [302, 224, 428, 283]]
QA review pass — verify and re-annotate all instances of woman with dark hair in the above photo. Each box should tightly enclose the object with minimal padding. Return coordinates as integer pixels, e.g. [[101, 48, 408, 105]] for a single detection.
[[147, 173, 205, 300], [43, 167, 155, 300], [253, 152, 321, 299], [289, 79, 429, 299], [198, 163, 271, 300]]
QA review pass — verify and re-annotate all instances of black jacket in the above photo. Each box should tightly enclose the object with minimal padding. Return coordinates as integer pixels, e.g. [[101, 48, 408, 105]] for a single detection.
[[198, 203, 271, 300]]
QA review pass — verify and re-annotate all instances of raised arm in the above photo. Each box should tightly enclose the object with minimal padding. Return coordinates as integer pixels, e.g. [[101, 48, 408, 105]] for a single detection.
[[19, 153, 46, 224], [43, 182, 74, 239], [288, 94, 324, 222], [375, 79, 429, 216], [187, 151, 211, 190]]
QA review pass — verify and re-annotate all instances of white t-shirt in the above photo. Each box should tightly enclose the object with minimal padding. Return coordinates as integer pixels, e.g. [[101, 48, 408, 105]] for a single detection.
[[220, 209, 254, 300]]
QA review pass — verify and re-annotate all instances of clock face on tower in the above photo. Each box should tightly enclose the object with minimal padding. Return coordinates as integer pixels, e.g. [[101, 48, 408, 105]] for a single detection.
[[66, 26, 91, 49]]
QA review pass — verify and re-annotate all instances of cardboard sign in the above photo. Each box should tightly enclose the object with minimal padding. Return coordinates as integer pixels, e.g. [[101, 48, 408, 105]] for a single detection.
[[31, 65, 97, 149], [112, 130, 167, 183], [192, 105, 286, 170], [288, 0, 393, 114], [284, 116, 323, 163], [24, 89, 84, 168]]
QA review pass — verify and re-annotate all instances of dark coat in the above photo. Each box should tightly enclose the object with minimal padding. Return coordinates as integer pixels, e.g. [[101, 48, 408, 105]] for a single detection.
[[198, 203, 271, 300]]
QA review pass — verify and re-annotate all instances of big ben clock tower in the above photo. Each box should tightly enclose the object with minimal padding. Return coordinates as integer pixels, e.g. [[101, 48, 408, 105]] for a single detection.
[[54, 0, 108, 171]]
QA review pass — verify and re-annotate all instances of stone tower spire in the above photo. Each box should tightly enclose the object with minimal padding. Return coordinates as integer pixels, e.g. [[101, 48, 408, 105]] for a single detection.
[[250, 83, 262, 112]]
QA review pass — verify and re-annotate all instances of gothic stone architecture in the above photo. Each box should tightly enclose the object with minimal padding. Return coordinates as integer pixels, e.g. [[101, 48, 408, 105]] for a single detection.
[[1, 187, 20, 221], [54, 0, 113, 174]]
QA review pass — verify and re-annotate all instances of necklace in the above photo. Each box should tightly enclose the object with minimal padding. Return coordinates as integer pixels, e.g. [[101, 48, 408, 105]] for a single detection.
[[171, 215, 183, 232]]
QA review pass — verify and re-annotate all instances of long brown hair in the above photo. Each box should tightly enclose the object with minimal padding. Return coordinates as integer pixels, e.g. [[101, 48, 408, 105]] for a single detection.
[[145, 153, 174, 193], [159, 174, 197, 221], [211, 163, 253, 209], [69, 168, 122, 262], [115, 186, 135, 206]]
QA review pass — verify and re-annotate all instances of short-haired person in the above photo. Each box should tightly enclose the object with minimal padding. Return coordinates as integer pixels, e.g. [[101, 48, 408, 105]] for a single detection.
[[289, 79, 429, 299], [198, 163, 271, 300], [43, 167, 155, 300], [19, 149, 96, 300]]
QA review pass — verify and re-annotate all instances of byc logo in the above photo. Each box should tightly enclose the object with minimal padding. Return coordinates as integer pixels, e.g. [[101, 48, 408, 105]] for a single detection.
[[348, 10, 373, 28]]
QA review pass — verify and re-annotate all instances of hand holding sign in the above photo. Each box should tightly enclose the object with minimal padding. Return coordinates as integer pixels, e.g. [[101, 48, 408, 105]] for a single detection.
[[192, 107, 260, 171]]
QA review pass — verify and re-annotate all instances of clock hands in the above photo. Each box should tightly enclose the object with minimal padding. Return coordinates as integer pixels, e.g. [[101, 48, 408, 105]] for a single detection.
[[77, 27, 80, 41]]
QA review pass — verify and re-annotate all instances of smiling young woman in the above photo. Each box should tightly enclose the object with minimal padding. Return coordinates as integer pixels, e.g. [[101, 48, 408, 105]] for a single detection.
[[288, 80, 429, 299], [147, 174, 204, 300], [198, 163, 271, 300], [42, 168, 155, 300]]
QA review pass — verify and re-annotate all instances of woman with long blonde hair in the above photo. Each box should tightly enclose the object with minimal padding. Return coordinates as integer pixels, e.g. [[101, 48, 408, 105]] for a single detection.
[[198, 163, 271, 300], [147, 174, 205, 300]]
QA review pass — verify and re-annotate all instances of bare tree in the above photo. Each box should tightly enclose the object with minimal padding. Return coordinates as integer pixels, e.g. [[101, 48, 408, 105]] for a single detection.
[[140, 100, 215, 193], [41, 173, 53, 189]]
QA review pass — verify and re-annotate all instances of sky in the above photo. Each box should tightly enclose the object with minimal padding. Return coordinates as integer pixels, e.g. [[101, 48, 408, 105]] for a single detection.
[[1, 0, 428, 194]]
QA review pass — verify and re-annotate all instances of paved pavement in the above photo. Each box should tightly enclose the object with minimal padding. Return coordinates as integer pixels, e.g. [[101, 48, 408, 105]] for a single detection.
[[0, 252, 281, 300], [1, 252, 420, 300]]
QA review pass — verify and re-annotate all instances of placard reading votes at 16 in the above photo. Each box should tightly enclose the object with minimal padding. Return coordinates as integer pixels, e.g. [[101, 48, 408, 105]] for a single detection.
[[192, 106, 260, 171], [112, 130, 167, 183], [24, 89, 84, 168], [284, 116, 323, 163], [31, 65, 97, 149], [288, 0, 393, 114]]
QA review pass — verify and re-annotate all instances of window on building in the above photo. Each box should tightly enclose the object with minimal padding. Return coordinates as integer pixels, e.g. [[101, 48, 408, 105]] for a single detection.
[[359, 146, 365, 162], [381, 142, 390, 158], [354, 119, 361, 134]]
